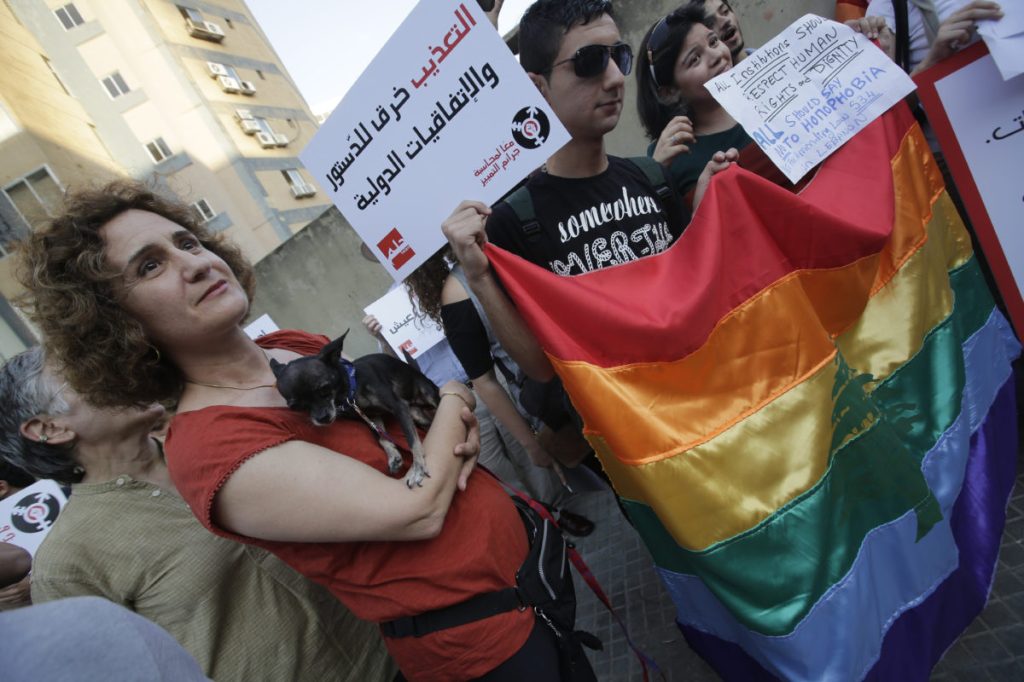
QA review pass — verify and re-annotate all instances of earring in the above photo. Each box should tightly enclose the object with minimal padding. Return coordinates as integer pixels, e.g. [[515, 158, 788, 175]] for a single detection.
[[39, 434, 48, 442], [149, 344, 162, 362], [73, 466, 85, 475]]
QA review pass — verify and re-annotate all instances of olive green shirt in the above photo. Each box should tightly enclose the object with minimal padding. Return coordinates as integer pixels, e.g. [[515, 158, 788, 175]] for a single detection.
[[31, 475, 397, 682]]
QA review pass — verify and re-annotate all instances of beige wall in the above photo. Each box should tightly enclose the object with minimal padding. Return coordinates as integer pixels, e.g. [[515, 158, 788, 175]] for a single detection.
[[606, 0, 839, 156], [250, 207, 394, 359]]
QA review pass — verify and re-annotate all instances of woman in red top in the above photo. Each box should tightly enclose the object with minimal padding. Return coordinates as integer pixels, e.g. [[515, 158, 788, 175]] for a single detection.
[[17, 180, 590, 681]]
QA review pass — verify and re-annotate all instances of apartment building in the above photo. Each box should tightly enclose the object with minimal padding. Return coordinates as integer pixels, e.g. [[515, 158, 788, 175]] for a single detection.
[[0, 0, 331, 359]]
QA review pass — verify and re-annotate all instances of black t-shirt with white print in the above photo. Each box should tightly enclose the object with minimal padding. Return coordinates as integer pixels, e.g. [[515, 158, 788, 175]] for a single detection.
[[486, 156, 690, 276]]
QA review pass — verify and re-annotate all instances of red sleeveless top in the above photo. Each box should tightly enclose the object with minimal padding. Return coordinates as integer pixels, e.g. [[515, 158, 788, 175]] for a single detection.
[[165, 330, 533, 681]]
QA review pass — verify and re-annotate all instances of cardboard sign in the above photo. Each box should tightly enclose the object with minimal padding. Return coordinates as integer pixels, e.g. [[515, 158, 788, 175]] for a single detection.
[[915, 42, 1024, 338], [708, 14, 916, 183], [363, 286, 444, 359], [0, 480, 68, 557], [301, 0, 571, 281]]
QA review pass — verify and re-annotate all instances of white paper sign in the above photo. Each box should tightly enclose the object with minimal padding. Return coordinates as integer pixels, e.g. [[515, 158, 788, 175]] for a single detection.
[[301, 0, 571, 282], [244, 313, 280, 340], [934, 53, 1024, 297], [364, 286, 445, 359], [708, 14, 916, 184], [979, 4, 1024, 81], [1, 480, 68, 557]]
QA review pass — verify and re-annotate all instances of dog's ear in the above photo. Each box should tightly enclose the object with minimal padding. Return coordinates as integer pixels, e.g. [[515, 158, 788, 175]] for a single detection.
[[319, 329, 349, 363], [269, 358, 287, 378]]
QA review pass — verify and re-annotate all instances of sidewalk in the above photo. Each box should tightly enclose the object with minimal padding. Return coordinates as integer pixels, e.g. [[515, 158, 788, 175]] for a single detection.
[[570, 432, 1024, 681]]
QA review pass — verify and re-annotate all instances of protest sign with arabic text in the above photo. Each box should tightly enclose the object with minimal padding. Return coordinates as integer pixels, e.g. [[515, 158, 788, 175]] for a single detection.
[[301, 0, 571, 281], [1, 480, 68, 557], [364, 286, 445, 359]]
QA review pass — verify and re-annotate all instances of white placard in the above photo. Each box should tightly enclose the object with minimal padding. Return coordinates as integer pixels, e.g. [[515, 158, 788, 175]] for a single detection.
[[244, 313, 280, 340], [979, 4, 1024, 81], [1, 480, 68, 557], [301, 0, 571, 281], [364, 286, 445, 359], [935, 53, 1024, 297], [707, 14, 916, 184]]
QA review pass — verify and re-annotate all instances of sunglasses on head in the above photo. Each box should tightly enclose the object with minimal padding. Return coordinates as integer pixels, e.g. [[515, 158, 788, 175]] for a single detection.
[[548, 42, 633, 79], [646, 15, 673, 87]]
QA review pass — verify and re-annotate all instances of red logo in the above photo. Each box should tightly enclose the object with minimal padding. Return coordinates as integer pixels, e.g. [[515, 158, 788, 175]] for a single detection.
[[377, 228, 415, 270], [399, 340, 418, 356]]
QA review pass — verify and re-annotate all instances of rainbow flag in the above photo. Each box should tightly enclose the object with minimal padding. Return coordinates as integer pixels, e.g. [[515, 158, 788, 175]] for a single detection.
[[835, 0, 869, 22], [485, 105, 1020, 680]]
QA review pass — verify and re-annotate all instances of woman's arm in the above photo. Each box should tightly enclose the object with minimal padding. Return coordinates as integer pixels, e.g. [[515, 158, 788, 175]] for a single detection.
[[213, 386, 479, 544]]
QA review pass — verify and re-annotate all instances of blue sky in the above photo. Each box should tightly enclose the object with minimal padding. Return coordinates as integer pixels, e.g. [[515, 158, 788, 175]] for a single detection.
[[247, 0, 532, 116]]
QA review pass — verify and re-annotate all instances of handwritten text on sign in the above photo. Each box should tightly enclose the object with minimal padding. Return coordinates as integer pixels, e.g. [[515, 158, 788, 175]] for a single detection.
[[708, 14, 916, 184], [300, 0, 570, 282]]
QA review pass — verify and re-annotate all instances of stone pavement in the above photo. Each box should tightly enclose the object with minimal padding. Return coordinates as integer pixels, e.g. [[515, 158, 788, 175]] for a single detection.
[[569, 416, 1024, 681]]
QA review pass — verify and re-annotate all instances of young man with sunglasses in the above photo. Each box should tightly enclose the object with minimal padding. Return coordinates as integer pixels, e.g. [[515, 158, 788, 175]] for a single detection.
[[443, 0, 734, 382]]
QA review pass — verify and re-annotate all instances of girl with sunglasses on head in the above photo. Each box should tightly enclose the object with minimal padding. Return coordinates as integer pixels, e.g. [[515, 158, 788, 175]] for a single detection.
[[637, 4, 802, 209]]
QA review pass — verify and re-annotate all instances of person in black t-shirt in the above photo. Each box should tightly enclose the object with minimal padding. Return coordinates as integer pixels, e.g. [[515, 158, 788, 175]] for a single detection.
[[442, 0, 736, 382]]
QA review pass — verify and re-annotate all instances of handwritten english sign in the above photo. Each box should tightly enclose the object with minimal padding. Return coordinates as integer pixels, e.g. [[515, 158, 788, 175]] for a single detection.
[[708, 14, 916, 184], [301, 0, 571, 282], [363, 286, 445, 360], [1, 480, 68, 557]]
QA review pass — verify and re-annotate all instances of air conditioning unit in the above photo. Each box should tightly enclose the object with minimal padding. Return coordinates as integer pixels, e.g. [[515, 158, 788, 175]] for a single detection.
[[218, 76, 241, 93], [239, 120, 262, 135], [273, 133, 289, 147], [255, 132, 277, 148], [291, 183, 316, 199], [234, 108, 253, 121], [239, 80, 256, 96], [185, 18, 224, 42], [206, 62, 228, 78]]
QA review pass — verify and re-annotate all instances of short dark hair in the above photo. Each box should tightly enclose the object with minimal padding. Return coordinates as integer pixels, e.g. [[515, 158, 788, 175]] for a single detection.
[[0, 348, 81, 485], [636, 3, 713, 140], [16, 179, 255, 408], [519, 0, 615, 75]]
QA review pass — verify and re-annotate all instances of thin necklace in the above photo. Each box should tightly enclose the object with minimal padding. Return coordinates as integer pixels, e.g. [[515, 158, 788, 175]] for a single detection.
[[184, 349, 277, 391]]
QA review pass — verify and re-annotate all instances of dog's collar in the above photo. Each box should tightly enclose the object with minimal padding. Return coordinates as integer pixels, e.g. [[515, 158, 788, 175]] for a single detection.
[[339, 358, 358, 405]]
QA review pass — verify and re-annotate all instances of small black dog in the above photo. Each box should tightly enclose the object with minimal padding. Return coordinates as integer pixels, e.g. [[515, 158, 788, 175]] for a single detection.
[[270, 331, 440, 487]]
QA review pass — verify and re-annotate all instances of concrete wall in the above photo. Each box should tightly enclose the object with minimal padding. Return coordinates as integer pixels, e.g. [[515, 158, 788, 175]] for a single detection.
[[249, 206, 394, 358], [606, 0, 838, 156]]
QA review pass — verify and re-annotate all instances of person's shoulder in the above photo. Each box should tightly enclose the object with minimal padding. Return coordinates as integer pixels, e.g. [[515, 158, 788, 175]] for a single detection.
[[484, 195, 523, 246], [255, 329, 329, 356]]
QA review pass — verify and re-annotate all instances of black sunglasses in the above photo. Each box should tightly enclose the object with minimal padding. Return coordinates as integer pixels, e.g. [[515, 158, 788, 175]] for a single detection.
[[548, 42, 633, 79]]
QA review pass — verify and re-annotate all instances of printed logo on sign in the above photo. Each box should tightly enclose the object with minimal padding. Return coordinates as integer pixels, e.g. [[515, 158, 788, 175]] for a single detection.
[[399, 340, 418, 356], [511, 107, 550, 149], [377, 228, 416, 270], [10, 491, 60, 533]]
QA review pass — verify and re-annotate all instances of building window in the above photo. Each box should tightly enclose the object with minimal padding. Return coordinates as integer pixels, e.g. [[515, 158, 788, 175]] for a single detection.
[[282, 169, 316, 198], [101, 71, 130, 99], [176, 5, 204, 24], [191, 198, 216, 223], [145, 137, 173, 163], [54, 3, 85, 30], [3, 167, 63, 229]]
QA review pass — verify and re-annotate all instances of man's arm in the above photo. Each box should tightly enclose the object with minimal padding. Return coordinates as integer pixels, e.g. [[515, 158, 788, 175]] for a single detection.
[[442, 200, 555, 381]]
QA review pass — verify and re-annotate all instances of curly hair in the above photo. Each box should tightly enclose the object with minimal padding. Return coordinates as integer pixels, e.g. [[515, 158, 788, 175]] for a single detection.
[[16, 179, 255, 408], [403, 246, 453, 325], [636, 2, 714, 140]]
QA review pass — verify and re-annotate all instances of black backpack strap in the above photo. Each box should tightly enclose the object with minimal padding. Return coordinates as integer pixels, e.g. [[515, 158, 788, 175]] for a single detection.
[[894, 0, 910, 73], [628, 155, 674, 205], [500, 185, 551, 266], [627, 155, 688, 234]]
